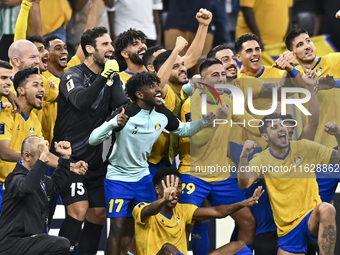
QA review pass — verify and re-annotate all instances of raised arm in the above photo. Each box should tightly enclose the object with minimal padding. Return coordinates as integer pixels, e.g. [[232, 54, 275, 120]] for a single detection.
[[237, 140, 260, 189], [299, 70, 319, 141], [0, 140, 21, 162], [140, 175, 179, 222], [324, 122, 340, 165], [13, 0, 33, 41], [182, 9, 212, 69], [89, 108, 128, 146], [75, 0, 98, 62], [30, 0, 42, 36], [192, 186, 263, 221], [157, 36, 188, 98]]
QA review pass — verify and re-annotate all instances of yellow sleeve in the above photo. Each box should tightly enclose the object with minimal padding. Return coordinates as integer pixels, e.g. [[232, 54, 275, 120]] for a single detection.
[[41, 75, 58, 102], [0, 109, 14, 141], [132, 202, 151, 225], [326, 53, 340, 71], [163, 85, 176, 111], [185, 204, 198, 225], [14, 0, 32, 42], [302, 139, 334, 165], [239, 0, 256, 8], [248, 153, 263, 177], [66, 55, 81, 70]]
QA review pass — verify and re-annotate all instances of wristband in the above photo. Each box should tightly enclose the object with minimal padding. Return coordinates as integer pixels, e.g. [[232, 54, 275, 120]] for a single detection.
[[335, 80, 340, 88], [288, 68, 298, 78]]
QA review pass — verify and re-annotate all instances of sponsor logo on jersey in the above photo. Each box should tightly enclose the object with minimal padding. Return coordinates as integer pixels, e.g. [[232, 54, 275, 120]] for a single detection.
[[66, 74, 72, 80], [29, 126, 35, 134], [132, 126, 138, 134], [155, 122, 161, 131]]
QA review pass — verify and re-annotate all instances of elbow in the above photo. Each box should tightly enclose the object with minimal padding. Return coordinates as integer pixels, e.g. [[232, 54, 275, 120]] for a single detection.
[[238, 179, 251, 190], [0, 152, 10, 162], [88, 135, 100, 146]]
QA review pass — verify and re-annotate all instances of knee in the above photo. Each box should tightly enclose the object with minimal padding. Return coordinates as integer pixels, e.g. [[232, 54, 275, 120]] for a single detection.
[[160, 243, 179, 254], [109, 218, 125, 237], [319, 202, 336, 220], [67, 204, 88, 221], [55, 237, 70, 254]]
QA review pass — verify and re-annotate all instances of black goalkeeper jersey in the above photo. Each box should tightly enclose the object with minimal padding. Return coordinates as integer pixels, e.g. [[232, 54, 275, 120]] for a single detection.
[[52, 63, 129, 172]]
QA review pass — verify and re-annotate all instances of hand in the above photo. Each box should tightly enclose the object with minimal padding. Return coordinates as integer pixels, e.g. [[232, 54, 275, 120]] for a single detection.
[[243, 186, 264, 207], [162, 174, 179, 202], [101, 59, 119, 80], [48, 80, 56, 90], [1, 102, 11, 109], [324, 122, 340, 137], [174, 36, 188, 53], [7, 91, 21, 113], [196, 8, 213, 26], [117, 108, 128, 127], [71, 160, 88, 175], [282, 51, 296, 66], [301, 69, 317, 91], [202, 111, 216, 125], [54, 141, 72, 159], [272, 53, 294, 72], [269, 103, 281, 115], [216, 104, 229, 120], [336, 10, 340, 19], [241, 140, 257, 157], [38, 140, 50, 163], [314, 74, 335, 93]]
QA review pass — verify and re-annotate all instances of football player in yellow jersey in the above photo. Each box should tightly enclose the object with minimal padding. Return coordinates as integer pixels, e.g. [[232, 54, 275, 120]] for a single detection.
[[238, 113, 340, 255], [285, 28, 340, 148], [178, 58, 262, 254], [133, 167, 263, 255], [0, 61, 19, 113]]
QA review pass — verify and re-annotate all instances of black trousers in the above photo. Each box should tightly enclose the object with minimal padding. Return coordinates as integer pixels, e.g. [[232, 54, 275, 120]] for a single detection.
[[254, 231, 278, 255], [0, 233, 70, 255]]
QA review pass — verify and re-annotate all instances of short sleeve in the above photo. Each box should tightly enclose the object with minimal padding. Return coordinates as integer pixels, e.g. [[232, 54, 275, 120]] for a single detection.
[[248, 153, 263, 177], [153, 0, 163, 10], [185, 204, 198, 225], [302, 139, 333, 165], [163, 85, 176, 112], [239, 0, 256, 8], [42, 75, 58, 102], [132, 202, 150, 225], [0, 109, 14, 141]]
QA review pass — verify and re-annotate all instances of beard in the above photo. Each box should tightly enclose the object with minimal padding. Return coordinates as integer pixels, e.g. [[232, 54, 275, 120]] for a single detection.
[[169, 74, 187, 85], [93, 50, 105, 69], [128, 52, 144, 65]]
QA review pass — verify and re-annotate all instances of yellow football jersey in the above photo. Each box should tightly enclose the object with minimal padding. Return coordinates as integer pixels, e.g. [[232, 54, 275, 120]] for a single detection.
[[148, 85, 187, 164], [236, 0, 293, 45], [179, 90, 260, 182], [0, 108, 43, 184], [133, 202, 197, 255], [296, 53, 340, 148], [119, 70, 134, 85], [249, 139, 333, 236]]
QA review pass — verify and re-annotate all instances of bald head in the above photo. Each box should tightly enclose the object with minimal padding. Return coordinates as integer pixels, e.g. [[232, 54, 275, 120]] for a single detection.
[[21, 135, 42, 162], [8, 40, 40, 70]]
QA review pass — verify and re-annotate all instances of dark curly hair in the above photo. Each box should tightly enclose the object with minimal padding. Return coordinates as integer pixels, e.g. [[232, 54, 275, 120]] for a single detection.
[[113, 28, 146, 63], [235, 34, 261, 53], [125, 72, 160, 102]]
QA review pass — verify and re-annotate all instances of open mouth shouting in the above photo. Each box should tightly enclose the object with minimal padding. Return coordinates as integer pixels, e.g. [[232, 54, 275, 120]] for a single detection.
[[138, 48, 146, 59], [154, 92, 162, 104], [41, 55, 49, 69], [278, 132, 287, 143], [36, 93, 44, 104]]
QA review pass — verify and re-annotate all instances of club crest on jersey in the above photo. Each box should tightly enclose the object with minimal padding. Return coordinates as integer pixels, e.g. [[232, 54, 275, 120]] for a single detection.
[[177, 216, 180, 225], [66, 79, 75, 92], [294, 156, 302, 164], [106, 79, 113, 86], [132, 126, 138, 134], [29, 126, 35, 134], [315, 67, 323, 75], [155, 122, 161, 131]]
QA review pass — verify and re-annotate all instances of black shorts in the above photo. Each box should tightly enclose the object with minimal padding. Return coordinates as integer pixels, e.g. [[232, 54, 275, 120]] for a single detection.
[[254, 230, 278, 255], [61, 167, 106, 208]]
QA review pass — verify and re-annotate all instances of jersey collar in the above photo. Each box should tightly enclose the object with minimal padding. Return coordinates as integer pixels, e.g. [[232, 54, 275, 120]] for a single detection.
[[269, 142, 291, 160]]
